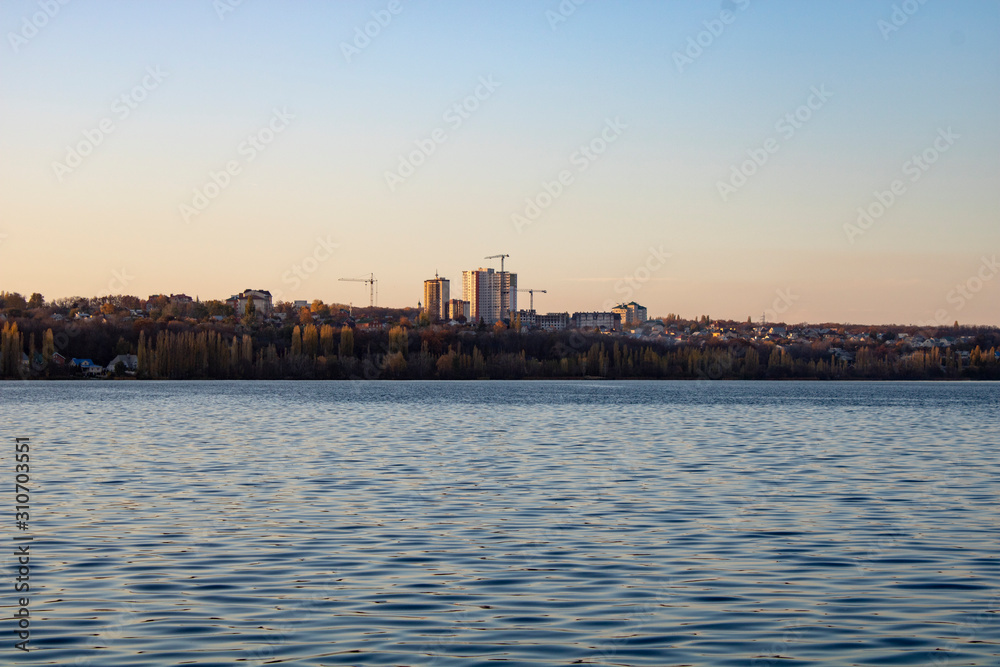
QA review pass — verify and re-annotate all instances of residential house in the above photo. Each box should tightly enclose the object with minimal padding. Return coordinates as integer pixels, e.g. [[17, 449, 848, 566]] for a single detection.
[[70, 358, 104, 375], [106, 354, 139, 374], [227, 289, 273, 317]]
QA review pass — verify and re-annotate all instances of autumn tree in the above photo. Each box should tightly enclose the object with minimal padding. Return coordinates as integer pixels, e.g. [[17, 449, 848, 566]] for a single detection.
[[0, 292, 27, 310], [0, 323, 23, 378], [383, 352, 407, 378], [320, 324, 336, 356], [303, 324, 319, 357], [241, 334, 253, 370], [242, 295, 256, 327], [340, 325, 354, 358], [205, 300, 233, 317], [388, 326, 408, 356], [742, 347, 761, 379], [310, 300, 330, 318], [42, 328, 55, 363]]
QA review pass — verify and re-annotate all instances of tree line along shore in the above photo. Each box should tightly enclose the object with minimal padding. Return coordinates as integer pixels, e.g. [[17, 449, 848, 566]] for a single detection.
[[1, 305, 998, 381]]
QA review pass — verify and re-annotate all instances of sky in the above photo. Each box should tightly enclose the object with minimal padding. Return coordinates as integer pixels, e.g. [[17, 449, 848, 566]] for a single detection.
[[1, 0, 998, 325]]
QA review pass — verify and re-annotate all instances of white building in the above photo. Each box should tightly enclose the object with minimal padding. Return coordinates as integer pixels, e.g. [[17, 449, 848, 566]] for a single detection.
[[227, 289, 273, 316], [515, 309, 536, 328], [462, 268, 517, 323], [612, 302, 647, 327], [536, 312, 570, 331], [573, 311, 619, 331]]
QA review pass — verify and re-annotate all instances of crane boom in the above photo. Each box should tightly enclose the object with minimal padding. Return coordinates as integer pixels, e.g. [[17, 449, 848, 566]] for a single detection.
[[338, 273, 378, 308], [516, 288, 547, 311], [484, 253, 509, 273]]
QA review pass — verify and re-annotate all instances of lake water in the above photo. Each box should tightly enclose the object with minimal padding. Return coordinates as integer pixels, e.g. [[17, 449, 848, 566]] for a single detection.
[[1, 381, 998, 666]]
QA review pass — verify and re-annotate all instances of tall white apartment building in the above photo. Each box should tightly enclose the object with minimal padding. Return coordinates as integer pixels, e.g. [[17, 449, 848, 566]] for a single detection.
[[462, 268, 517, 323]]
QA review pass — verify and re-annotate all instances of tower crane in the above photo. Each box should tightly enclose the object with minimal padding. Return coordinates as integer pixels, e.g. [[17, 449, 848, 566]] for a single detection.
[[484, 253, 509, 273], [516, 288, 547, 312], [338, 273, 378, 308]]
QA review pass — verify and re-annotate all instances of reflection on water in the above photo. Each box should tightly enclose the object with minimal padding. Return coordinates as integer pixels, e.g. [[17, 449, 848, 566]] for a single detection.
[[1, 381, 998, 665]]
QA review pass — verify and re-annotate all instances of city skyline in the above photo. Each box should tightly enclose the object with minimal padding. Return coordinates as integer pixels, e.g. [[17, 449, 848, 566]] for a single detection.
[[1, 1, 998, 325]]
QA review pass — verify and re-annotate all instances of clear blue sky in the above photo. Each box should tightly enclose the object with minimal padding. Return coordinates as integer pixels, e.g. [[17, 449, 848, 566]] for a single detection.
[[2, 0, 998, 324]]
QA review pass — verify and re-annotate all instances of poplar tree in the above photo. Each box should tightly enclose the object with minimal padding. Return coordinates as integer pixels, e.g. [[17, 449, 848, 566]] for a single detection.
[[303, 324, 319, 357], [42, 329, 55, 375], [320, 324, 336, 356], [340, 326, 354, 358]]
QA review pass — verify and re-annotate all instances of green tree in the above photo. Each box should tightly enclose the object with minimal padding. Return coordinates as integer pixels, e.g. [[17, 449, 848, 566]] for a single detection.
[[388, 325, 407, 356], [27, 293, 44, 309]]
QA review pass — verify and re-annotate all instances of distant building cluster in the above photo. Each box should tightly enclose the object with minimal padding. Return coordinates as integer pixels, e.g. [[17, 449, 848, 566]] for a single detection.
[[420, 263, 647, 332], [145, 293, 193, 312], [5, 285, 997, 381]]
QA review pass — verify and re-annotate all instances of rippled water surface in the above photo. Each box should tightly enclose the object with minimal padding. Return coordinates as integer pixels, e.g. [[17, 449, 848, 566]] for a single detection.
[[2, 381, 998, 666]]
